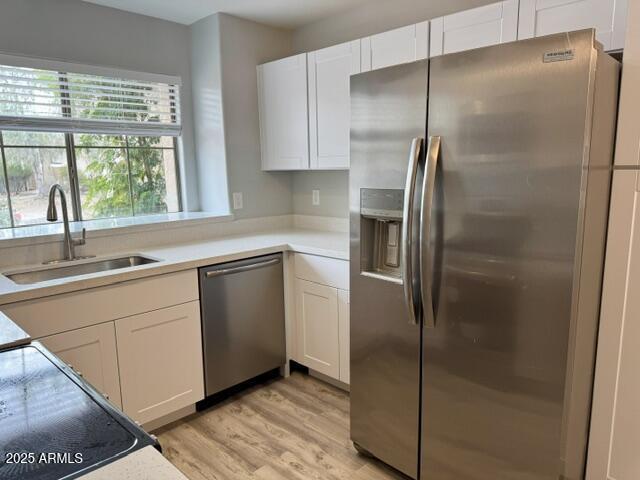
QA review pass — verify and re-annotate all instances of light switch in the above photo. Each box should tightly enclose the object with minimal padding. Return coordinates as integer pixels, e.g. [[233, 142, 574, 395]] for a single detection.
[[312, 190, 320, 206]]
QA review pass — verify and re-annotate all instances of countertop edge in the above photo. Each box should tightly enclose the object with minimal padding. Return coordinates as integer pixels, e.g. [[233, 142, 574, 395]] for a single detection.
[[0, 231, 348, 306], [78, 446, 188, 480], [0, 310, 31, 348]]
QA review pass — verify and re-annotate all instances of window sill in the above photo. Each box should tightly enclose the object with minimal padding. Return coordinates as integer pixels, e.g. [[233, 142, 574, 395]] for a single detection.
[[0, 212, 234, 249]]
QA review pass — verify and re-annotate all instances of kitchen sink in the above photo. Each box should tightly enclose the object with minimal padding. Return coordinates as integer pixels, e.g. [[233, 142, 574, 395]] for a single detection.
[[4, 255, 160, 285]]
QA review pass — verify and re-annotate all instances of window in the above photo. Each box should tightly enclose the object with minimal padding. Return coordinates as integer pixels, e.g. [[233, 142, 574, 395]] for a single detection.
[[0, 59, 182, 229]]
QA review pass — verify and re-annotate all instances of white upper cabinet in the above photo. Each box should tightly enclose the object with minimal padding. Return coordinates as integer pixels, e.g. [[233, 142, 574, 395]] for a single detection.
[[308, 40, 361, 170], [361, 22, 430, 72], [430, 0, 519, 56], [258, 1, 629, 172], [258, 53, 309, 170], [518, 0, 628, 51]]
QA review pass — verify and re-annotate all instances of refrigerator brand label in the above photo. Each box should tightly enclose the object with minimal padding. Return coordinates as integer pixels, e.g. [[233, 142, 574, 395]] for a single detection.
[[543, 49, 575, 63]]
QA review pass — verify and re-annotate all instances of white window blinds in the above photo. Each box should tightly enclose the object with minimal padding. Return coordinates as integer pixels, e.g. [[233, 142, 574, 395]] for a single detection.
[[0, 62, 181, 136]]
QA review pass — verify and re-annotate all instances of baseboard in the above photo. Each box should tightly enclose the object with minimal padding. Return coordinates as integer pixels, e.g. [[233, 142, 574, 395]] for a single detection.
[[144, 404, 196, 433], [195, 368, 282, 412], [309, 368, 350, 392]]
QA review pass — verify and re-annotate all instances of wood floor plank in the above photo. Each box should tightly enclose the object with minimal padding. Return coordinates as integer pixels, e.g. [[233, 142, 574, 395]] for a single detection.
[[156, 372, 407, 480], [240, 391, 366, 471], [276, 374, 349, 415]]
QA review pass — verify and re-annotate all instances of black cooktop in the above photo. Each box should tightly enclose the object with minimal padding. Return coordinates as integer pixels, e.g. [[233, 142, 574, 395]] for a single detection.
[[0, 343, 156, 480]]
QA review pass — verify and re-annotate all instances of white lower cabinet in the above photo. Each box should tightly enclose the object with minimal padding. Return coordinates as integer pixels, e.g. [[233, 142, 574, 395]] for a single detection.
[[293, 253, 350, 385], [338, 289, 350, 384], [39, 322, 122, 408], [295, 278, 340, 379], [7, 270, 204, 426], [115, 301, 204, 425]]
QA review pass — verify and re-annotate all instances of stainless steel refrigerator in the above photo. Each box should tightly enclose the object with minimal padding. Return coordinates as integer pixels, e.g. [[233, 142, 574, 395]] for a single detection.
[[349, 30, 620, 480]]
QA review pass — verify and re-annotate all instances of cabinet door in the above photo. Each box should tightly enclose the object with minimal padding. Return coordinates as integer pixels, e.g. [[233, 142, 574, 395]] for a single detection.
[[40, 323, 122, 408], [257, 53, 309, 170], [308, 40, 360, 170], [430, 0, 518, 57], [361, 21, 429, 72], [115, 301, 204, 425], [587, 171, 640, 480], [338, 289, 350, 385], [518, 0, 627, 51], [295, 278, 340, 379]]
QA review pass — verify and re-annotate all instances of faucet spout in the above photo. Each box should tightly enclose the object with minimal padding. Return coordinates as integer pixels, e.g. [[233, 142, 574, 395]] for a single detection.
[[47, 185, 60, 221], [46, 184, 86, 262]]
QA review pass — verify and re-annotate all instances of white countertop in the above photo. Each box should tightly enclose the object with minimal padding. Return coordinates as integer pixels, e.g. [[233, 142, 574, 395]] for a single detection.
[[80, 447, 188, 480], [0, 310, 30, 348], [0, 227, 349, 305]]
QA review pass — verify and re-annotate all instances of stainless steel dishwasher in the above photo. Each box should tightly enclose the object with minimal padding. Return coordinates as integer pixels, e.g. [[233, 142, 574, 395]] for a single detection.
[[199, 253, 286, 396]]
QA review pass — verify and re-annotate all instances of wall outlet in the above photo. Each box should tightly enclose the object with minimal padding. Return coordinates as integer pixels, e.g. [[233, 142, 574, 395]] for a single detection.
[[312, 189, 320, 206], [232, 192, 243, 210]]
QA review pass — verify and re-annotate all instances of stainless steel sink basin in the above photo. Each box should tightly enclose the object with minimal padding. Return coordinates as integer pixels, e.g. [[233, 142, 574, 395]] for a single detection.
[[4, 255, 160, 285]]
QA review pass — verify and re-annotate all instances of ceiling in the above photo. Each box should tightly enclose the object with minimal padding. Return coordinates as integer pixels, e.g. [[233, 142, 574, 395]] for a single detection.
[[81, 0, 382, 28]]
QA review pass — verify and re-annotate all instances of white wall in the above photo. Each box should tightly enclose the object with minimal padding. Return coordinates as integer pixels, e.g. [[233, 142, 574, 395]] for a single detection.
[[292, 171, 349, 217], [291, 0, 495, 53], [586, 0, 640, 477], [190, 15, 229, 215], [217, 14, 293, 219], [0, 0, 200, 211], [0, 0, 502, 220], [288, 0, 496, 218], [191, 13, 293, 219]]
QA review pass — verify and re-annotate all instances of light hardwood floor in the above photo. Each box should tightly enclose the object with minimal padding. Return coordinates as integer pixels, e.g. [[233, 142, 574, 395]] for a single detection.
[[156, 372, 407, 480]]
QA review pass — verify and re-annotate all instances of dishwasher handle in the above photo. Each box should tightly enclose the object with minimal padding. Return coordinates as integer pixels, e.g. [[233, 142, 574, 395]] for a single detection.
[[205, 257, 281, 278]]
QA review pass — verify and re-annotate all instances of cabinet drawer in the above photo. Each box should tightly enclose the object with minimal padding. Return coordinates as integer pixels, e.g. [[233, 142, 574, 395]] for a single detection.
[[2, 269, 199, 338], [294, 253, 349, 290]]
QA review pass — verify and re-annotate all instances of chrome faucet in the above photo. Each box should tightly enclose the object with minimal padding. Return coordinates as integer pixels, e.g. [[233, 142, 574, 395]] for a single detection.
[[46, 184, 87, 262]]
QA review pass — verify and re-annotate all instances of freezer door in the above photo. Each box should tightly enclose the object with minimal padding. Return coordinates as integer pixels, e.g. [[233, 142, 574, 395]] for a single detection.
[[420, 31, 613, 480], [349, 60, 428, 479]]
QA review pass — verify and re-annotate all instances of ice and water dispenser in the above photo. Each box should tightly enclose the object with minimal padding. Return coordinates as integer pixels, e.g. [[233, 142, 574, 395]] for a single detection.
[[359, 188, 404, 280]]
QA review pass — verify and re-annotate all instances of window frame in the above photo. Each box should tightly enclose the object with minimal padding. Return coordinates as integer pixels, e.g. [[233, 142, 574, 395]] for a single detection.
[[0, 131, 182, 229], [0, 60, 183, 230], [72, 134, 181, 221]]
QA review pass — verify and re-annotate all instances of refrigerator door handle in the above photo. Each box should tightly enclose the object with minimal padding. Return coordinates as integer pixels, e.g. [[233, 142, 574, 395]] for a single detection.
[[420, 136, 440, 328], [402, 137, 423, 326]]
